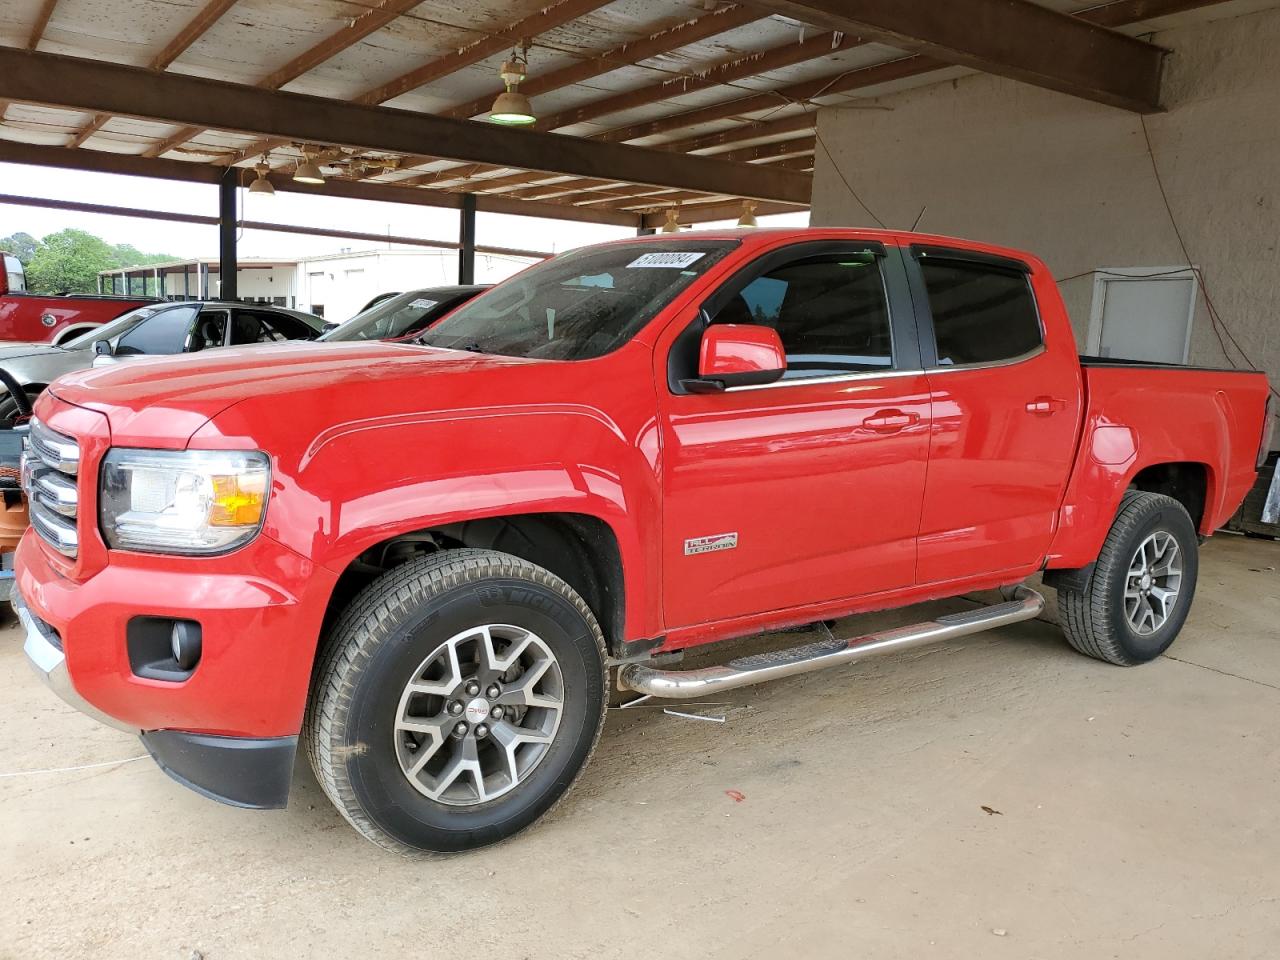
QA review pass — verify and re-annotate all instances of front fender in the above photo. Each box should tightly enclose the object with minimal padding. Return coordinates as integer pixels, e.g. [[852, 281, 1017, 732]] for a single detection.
[[189, 354, 664, 640]]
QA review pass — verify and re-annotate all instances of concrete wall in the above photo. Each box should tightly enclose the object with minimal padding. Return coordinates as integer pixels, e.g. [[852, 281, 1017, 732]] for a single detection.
[[811, 6, 1280, 395]]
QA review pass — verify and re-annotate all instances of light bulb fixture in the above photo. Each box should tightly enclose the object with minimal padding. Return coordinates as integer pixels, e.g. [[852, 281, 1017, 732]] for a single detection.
[[248, 160, 274, 195], [660, 206, 682, 233], [293, 151, 326, 185], [737, 200, 758, 228], [489, 48, 536, 125]]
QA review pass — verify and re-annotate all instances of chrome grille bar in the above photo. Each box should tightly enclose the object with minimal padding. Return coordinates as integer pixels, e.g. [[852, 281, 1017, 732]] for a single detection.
[[22, 418, 80, 558], [33, 468, 77, 516], [28, 419, 80, 475]]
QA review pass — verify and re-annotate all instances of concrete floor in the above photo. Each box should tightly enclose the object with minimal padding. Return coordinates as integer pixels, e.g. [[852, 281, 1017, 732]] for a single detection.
[[1, 534, 1277, 960]]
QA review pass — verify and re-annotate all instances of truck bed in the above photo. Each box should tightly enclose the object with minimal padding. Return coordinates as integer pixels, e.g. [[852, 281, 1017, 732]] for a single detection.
[[1047, 360, 1273, 568]]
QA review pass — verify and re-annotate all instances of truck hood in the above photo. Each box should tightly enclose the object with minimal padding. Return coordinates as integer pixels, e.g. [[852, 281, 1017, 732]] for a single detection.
[[47, 340, 539, 442]]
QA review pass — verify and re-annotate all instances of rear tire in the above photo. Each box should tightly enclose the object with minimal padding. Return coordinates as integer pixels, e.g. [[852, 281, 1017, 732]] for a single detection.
[[307, 548, 608, 854], [1057, 491, 1199, 665]]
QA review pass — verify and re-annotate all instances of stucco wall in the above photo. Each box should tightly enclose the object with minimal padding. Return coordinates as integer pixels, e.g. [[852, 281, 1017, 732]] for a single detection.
[[811, 6, 1280, 393]]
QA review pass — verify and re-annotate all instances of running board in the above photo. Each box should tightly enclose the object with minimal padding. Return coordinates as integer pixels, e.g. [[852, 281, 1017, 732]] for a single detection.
[[616, 586, 1045, 699]]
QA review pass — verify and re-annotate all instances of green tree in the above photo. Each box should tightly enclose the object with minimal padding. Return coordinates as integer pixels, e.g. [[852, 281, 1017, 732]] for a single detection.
[[25, 228, 119, 293], [23, 229, 176, 294], [111, 243, 174, 267], [0, 232, 37, 265]]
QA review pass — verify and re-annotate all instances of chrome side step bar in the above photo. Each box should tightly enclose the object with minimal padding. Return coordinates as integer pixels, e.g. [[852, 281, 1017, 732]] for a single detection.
[[617, 586, 1045, 700]]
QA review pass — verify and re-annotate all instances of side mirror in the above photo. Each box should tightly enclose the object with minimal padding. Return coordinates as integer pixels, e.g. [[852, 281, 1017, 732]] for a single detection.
[[682, 324, 786, 394], [91, 339, 118, 367]]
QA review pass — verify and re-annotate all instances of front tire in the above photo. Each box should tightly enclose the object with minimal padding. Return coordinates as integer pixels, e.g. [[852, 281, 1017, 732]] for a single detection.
[[1057, 491, 1199, 665], [307, 548, 608, 854]]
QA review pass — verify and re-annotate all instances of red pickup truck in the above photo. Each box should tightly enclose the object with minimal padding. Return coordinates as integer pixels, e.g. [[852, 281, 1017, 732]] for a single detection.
[[1, 253, 155, 344], [16, 229, 1273, 854]]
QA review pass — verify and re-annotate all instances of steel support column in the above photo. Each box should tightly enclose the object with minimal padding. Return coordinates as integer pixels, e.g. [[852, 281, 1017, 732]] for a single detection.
[[458, 192, 477, 285], [218, 166, 237, 301]]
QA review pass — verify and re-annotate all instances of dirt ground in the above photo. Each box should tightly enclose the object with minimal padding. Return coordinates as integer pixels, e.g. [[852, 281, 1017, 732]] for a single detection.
[[1, 534, 1277, 959]]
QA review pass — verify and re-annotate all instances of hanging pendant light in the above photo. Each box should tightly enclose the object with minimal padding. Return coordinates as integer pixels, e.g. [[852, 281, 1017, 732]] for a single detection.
[[248, 159, 275, 195], [489, 50, 536, 125], [737, 200, 758, 228], [660, 206, 682, 233], [293, 150, 325, 185]]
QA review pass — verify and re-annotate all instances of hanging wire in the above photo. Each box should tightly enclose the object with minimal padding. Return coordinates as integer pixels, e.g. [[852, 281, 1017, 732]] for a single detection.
[[1135, 114, 1278, 399]]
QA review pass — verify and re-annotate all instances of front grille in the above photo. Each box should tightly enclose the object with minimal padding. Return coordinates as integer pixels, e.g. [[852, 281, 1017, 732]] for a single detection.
[[22, 418, 80, 558]]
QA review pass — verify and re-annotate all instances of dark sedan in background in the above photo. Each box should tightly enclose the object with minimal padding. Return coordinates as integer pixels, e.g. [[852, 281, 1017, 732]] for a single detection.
[[321, 285, 487, 343]]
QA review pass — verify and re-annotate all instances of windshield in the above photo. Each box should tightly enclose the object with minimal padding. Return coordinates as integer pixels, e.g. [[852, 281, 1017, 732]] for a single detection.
[[418, 240, 738, 361], [321, 288, 481, 343], [63, 304, 164, 348]]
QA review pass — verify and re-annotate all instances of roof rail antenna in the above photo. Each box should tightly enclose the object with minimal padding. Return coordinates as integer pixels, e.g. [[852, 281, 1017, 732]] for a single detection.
[[909, 205, 927, 232]]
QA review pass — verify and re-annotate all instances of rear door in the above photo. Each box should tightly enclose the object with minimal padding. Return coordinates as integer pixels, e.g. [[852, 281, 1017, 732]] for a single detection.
[[657, 239, 931, 628], [906, 245, 1082, 583]]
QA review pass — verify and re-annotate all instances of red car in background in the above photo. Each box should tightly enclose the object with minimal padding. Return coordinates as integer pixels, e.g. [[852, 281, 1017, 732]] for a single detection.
[[0, 253, 156, 344]]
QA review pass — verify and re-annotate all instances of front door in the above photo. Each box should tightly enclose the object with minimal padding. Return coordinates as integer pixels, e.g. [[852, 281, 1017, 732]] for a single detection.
[[906, 246, 1082, 583], [658, 240, 930, 630]]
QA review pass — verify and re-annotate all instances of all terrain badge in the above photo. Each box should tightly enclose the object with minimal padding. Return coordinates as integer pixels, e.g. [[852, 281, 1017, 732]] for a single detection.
[[684, 532, 738, 555]]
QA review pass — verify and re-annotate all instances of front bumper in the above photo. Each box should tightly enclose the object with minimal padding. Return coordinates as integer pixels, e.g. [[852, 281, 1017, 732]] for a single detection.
[[15, 587, 137, 733], [16, 528, 336, 809]]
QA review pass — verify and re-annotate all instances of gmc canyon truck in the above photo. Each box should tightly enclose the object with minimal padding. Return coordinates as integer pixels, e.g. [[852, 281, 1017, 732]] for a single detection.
[[1, 254, 156, 344], [15, 229, 1273, 855]]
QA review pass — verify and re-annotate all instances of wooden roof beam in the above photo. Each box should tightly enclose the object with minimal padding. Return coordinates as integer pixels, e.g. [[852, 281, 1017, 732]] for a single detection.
[[538, 30, 862, 132], [26, 0, 59, 48], [502, 137, 816, 202], [598, 54, 943, 143], [355, 0, 613, 106], [591, 155, 815, 210], [146, 0, 427, 158], [1075, 0, 1234, 27], [69, 0, 241, 149], [441, 4, 763, 121], [0, 0, 59, 122], [0, 139, 639, 226], [231, 0, 617, 167], [739, 0, 1165, 112], [404, 26, 852, 191], [643, 197, 804, 225], [0, 48, 811, 203]]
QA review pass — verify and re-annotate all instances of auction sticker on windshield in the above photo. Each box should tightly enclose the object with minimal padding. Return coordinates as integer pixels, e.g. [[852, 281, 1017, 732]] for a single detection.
[[627, 252, 706, 269], [409, 299, 439, 310]]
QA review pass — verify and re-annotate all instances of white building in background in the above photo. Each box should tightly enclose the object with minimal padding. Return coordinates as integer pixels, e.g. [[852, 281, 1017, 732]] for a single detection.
[[98, 248, 537, 322]]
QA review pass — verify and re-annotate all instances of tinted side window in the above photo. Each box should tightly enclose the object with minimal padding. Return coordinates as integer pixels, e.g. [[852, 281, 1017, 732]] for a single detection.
[[261, 312, 317, 341], [115, 305, 198, 355], [231, 311, 314, 344], [188, 310, 229, 352], [712, 252, 891, 379], [919, 259, 1042, 365]]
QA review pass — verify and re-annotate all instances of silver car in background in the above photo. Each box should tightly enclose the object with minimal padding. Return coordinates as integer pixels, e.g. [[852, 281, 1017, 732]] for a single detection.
[[0, 300, 326, 424]]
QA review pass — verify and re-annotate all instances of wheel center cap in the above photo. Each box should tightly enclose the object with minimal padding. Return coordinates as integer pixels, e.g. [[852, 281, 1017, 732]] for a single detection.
[[464, 698, 490, 724], [1140, 573, 1153, 590]]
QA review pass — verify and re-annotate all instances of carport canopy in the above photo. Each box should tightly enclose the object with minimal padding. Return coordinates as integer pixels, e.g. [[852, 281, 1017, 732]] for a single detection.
[[0, 0, 1219, 289]]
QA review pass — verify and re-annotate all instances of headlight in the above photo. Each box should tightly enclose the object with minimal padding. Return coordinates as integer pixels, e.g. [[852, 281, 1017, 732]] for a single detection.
[[99, 448, 270, 555]]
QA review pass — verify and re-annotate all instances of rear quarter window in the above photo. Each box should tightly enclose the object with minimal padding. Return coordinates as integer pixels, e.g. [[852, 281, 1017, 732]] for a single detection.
[[919, 258, 1042, 366]]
